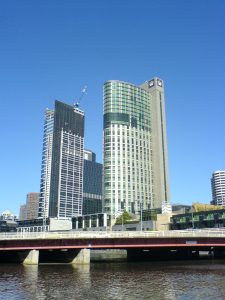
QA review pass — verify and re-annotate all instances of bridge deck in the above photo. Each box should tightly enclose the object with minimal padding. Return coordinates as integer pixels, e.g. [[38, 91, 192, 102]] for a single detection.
[[1, 229, 225, 240], [1, 230, 225, 251]]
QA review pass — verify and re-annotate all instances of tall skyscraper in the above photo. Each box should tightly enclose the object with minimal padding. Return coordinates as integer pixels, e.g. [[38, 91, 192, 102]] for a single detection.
[[211, 170, 225, 206], [83, 149, 103, 215], [26, 192, 39, 220], [38, 100, 85, 219], [39, 109, 54, 219], [103, 77, 169, 216]]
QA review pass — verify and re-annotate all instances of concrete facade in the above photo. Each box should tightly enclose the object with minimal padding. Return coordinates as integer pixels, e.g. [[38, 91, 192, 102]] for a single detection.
[[71, 249, 90, 264], [140, 78, 170, 208], [19, 204, 27, 221], [26, 193, 39, 220], [23, 250, 39, 265]]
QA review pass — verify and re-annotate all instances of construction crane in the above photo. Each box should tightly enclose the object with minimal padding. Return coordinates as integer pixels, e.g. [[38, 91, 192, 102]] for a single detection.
[[74, 85, 87, 108]]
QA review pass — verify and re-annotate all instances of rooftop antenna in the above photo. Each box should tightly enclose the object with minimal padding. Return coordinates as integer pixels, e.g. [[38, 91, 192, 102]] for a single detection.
[[74, 85, 87, 108]]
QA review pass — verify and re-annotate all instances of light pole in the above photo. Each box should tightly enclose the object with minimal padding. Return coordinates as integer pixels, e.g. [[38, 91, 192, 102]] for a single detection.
[[140, 202, 143, 231], [121, 202, 124, 231], [135, 200, 143, 231], [122, 213, 124, 231], [192, 211, 194, 229], [43, 188, 47, 232]]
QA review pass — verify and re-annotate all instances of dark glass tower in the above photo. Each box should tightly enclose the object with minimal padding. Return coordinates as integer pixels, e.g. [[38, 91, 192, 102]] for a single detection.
[[82, 150, 103, 215], [38, 100, 85, 219]]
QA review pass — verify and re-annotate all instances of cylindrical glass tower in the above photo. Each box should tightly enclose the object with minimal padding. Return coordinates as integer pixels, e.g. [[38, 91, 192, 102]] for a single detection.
[[103, 78, 170, 217], [103, 80, 153, 216], [211, 170, 225, 206]]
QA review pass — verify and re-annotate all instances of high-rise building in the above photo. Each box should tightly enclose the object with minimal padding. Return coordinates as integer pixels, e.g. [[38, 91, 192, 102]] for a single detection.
[[19, 204, 27, 221], [38, 100, 85, 219], [26, 192, 39, 220], [211, 170, 225, 206], [103, 77, 170, 216], [39, 109, 54, 219], [83, 149, 103, 215]]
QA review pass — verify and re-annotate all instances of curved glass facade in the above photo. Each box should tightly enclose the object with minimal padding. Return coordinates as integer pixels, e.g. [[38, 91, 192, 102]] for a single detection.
[[103, 81, 153, 215], [211, 171, 225, 206]]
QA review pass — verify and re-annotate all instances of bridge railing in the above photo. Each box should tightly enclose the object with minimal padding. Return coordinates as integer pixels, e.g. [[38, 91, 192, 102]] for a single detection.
[[1, 229, 225, 240]]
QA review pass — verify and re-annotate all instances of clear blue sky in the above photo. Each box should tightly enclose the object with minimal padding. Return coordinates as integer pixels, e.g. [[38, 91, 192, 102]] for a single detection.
[[0, 0, 224, 215]]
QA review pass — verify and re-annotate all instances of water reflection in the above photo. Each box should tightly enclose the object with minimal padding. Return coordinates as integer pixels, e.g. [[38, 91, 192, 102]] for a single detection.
[[23, 265, 39, 298], [1, 261, 225, 299]]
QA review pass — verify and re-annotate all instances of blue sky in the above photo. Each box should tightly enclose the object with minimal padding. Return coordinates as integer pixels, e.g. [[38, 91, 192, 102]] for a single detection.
[[0, 0, 224, 215]]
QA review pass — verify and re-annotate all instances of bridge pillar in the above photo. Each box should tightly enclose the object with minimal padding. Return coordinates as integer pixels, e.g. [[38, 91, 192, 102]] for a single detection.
[[23, 250, 39, 265], [71, 249, 90, 265]]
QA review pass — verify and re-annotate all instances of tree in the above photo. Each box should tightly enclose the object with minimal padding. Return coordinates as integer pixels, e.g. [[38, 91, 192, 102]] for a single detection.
[[115, 211, 138, 225]]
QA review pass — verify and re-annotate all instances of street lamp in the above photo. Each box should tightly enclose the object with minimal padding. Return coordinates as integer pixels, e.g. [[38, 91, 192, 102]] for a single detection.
[[140, 201, 143, 231], [122, 212, 124, 231], [121, 202, 124, 231], [43, 192, 47, 232], [192, 211, 194, 229], [135, 200, 143, 231]]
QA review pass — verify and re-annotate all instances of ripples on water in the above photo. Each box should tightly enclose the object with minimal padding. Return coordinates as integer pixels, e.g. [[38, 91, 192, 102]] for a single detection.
[[1, 260, 225, 299]]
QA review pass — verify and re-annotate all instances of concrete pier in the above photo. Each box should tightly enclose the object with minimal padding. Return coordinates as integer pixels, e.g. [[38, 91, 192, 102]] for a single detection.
[[23, 250, 39, 265], [71, 249, 90, 264]]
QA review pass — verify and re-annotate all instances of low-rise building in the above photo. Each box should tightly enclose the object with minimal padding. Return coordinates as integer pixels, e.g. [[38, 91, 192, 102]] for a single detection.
[[171, 209, 225, 230], [0, 210, 17, 232]]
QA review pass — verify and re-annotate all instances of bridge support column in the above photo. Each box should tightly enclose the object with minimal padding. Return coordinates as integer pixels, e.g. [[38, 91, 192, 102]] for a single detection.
[[71, 249, 90, 265], [23, 250, 39, 265]]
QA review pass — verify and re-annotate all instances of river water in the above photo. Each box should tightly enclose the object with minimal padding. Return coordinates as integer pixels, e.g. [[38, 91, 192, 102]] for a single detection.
[[1, 260, 225, 299]]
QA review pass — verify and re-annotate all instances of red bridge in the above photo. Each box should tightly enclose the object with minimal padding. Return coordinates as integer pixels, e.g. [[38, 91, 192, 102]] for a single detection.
[[1, 230, 225, 264]]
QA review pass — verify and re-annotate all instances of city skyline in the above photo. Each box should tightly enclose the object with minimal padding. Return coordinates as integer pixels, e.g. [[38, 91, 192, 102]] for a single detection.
[[0, 0, 224, 215]]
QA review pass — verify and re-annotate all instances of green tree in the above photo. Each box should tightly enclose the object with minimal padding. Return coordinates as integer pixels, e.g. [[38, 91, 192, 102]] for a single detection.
[[115, 211, 138, 225]]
